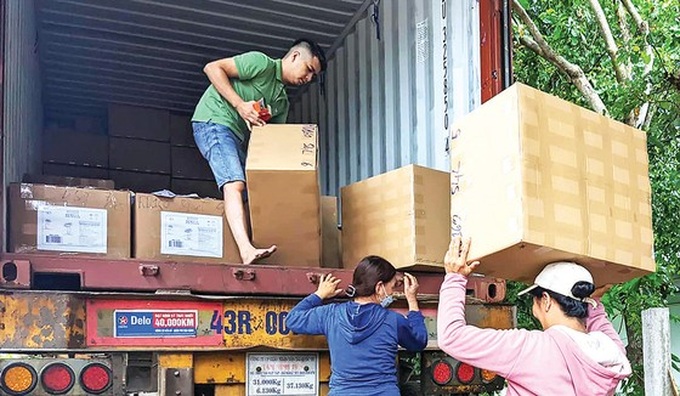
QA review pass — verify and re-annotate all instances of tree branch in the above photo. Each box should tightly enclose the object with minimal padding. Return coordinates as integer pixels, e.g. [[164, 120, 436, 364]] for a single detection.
[[616, 2, 632, 45], [512, 0, 609, 116], [620, 0, 655, 128], [616, 1, 633, 80], [588, 0, 628, 82]]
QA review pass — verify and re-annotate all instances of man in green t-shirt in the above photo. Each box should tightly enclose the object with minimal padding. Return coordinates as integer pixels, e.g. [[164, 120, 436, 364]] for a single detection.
[[192, 39, 326, 265]]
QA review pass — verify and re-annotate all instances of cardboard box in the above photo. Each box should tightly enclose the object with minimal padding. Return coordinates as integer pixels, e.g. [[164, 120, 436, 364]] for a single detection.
[[321, 196, 342, 269], [43, 131, 108, 167], [74, 116, 105, 135], [109, 171, 171, 193], [171, 178, 220, 199], [109, 137, 171, 174], [449, 83, 655, 285], [170, 113, 196, 147], [9, 183, 131, 258], [171, 146, 213, 180], [108, 104, 170, 141], [24, 173, 114, 190], [43, 163, 111, 180], [246, 124, 321, 267], [133, 193, 240, 263], [341, 164, 451, 271]]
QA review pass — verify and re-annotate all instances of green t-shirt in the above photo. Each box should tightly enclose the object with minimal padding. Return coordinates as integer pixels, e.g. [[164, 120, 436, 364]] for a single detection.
[[192, 51, 289, 144]]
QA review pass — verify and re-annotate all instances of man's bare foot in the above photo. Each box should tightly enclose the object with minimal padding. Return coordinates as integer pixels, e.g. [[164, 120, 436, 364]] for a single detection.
[[241, 245, 277, 265]]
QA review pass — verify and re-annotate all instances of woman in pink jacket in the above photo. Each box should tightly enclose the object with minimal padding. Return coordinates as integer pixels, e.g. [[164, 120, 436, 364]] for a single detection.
[[438, 237, 631, 396]]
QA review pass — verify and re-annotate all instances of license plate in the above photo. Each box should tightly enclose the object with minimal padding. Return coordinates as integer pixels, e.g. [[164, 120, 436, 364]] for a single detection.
[[246, 352, 319, 396]]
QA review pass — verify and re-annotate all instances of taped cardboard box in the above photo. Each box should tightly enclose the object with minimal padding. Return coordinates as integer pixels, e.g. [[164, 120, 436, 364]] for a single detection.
[[321, 196, 342, 269], [109, 171, 171, 193], [9, 183, 131, 258], [171, 178, 220, 199], [133, 193, 240, 264], [171, 146, 213, 180], [246, 124, 321, 267], [23, 173, 114, 190], [170, 113, 196, 147], [43, 130, 108, 167], [42, 163, 111, 182], [108, 104, 170, 142], [341, 164, 450, 271], [109, 137, 171, 174], [449, 83, 655, 285]]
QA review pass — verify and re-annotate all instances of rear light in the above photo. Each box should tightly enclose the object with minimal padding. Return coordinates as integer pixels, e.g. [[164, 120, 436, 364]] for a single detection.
[[79, 363, 112, 394], [1, 362, 38, 395], [431, 360, 453, 385], [456, 362, 475, 384], [41, 363, 76, 394], [480, 368, 498, 383]]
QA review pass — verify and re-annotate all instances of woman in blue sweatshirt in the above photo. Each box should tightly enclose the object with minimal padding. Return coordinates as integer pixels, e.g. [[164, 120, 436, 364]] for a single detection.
[[286, 255, 428, 396]]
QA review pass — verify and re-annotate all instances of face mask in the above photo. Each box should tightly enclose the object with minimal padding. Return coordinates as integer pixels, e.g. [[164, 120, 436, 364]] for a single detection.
[[379, 285, 395, 308]]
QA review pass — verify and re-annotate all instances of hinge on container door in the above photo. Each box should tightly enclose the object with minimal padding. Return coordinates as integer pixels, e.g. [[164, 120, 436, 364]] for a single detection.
[[162, 368, 193, 396], [371, 0, 382, 40]]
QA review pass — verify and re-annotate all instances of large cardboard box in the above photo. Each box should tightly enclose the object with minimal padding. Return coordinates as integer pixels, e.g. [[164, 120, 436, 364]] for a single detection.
[[246, 124, 321, 267], [43, 131, 108, 167], [133, 193, 240, 263], [341, 165, 450, 271], [108, 104, 170, 142], [109, 138, 171, 174], [449, 83, 655, 285], [9, 183, 131, 258], [170, 113, 196, 147], [171, 146, 213, 180], [321, 196, 341, 269]]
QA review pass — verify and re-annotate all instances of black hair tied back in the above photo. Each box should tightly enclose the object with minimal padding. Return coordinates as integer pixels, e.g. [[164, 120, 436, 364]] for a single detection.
[[571, 281, 595, 299]]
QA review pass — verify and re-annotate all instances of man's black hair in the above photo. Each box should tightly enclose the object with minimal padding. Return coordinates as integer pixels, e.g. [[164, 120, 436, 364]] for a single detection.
[[291, 38, 327, 73]]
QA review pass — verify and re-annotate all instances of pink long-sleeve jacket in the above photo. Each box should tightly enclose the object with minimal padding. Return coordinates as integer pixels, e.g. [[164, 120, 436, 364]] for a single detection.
[[438, 273, 631, 396]]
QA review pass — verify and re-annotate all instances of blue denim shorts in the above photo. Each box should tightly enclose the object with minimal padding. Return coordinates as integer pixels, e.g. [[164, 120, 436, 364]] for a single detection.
[[192, 121, 246, 189]]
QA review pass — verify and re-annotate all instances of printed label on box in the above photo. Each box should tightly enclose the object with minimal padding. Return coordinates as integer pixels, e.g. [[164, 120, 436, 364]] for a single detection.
[[37, 206, 107, 253], [160, 211, 223, 258]]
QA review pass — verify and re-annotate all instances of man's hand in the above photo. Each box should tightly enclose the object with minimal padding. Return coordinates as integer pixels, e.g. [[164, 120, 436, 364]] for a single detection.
[[443, 236, 480, 277], [314, 273, 344, 300], [236, 100, 265, 127]]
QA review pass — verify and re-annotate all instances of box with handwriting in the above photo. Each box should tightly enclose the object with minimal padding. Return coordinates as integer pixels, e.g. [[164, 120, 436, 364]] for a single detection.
[[246, 125, 321, 267]]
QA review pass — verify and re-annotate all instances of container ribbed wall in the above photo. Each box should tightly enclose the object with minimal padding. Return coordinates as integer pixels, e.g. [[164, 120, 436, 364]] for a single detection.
[[3, 0, 43, 185], [290, 0, 481, 196]]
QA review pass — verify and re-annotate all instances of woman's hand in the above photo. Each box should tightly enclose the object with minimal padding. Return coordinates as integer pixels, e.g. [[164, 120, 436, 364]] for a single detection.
[[404, 273, 419, 302], [403, 273, 420, 311], [314, 273, 344, 300], [444, 236, 480, 277]]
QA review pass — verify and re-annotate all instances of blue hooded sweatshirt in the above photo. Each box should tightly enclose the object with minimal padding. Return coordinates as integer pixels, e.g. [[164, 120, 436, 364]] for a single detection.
[[286, 294, 428, 396]]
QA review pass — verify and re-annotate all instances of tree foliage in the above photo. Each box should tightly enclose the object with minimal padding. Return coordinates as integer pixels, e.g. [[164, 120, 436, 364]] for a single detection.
[[509, 0, 680, 394]]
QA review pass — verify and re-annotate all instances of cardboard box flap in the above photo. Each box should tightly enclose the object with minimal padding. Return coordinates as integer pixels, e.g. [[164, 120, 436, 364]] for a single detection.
[[246, 125, 318, 171]]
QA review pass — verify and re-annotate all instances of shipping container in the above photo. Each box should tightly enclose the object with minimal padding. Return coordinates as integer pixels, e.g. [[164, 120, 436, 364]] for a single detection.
[[0, 1, 513, 395]]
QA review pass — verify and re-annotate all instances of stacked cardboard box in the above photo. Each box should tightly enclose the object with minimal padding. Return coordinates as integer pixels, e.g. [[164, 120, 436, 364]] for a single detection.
[[8, 183, 131, 258], [341, 165, 451, 271], [133, 193, 239, 263], [448, 83, 655, 285], [246, 124, 322, 267]]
